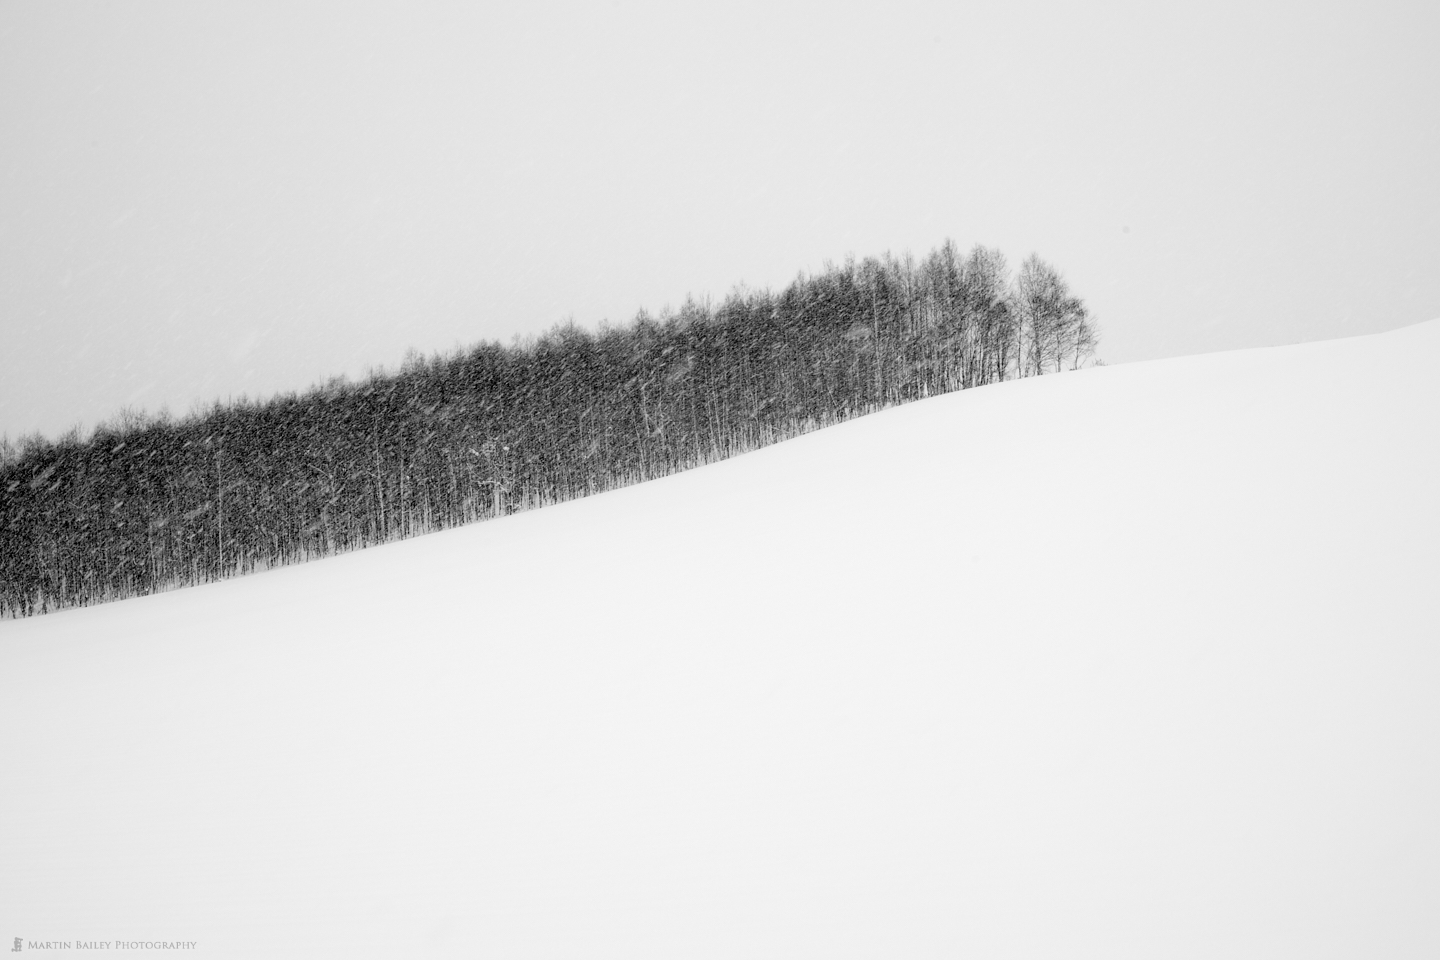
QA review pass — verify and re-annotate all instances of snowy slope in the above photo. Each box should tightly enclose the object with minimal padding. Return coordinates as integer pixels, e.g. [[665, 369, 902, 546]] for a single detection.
[[3, 321, 1439, 959]]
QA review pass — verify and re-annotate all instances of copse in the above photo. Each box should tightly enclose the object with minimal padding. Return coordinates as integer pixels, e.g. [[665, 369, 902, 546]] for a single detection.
[[0, 242, 1099, 617], [1014, 254, 1096, 376]]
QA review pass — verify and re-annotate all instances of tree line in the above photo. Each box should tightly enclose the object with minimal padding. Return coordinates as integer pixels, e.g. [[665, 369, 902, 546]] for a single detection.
[[0, 242, 1098, 617]]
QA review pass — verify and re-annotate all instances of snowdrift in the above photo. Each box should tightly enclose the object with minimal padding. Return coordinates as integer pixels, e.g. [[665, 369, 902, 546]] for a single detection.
[[3, 321, 1438, 958]]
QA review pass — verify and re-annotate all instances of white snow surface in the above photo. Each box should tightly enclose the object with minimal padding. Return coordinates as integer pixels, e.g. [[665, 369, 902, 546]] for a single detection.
[[3, 321, 1439, 958]]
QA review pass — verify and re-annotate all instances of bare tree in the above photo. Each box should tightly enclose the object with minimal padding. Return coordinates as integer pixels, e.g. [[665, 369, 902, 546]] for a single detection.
[[960, 246, 1013, 384], [1013, 254, 1094, 376], [1, 238, 1099, 617]]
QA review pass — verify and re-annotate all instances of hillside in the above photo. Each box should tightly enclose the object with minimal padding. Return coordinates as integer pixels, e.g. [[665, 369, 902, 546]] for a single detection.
[[2, 320, 1438, 958]]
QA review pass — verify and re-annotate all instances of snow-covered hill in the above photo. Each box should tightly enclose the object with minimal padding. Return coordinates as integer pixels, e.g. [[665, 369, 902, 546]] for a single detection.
[[4, 321, 1439, 959]]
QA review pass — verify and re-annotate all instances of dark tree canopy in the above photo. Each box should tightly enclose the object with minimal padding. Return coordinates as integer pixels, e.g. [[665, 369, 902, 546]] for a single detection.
[[0, 242, 1098, 617]]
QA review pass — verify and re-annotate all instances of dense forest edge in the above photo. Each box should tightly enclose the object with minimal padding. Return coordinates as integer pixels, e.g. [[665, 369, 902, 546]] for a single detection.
[[1, 242, 1099, 618]]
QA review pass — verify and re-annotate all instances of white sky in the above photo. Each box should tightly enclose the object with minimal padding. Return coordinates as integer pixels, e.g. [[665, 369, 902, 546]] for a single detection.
[[2, 0, 1437, 441]]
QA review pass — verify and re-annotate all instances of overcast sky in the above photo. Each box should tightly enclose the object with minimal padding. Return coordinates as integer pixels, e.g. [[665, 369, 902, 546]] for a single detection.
[[2, 0, 1436, 442]]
